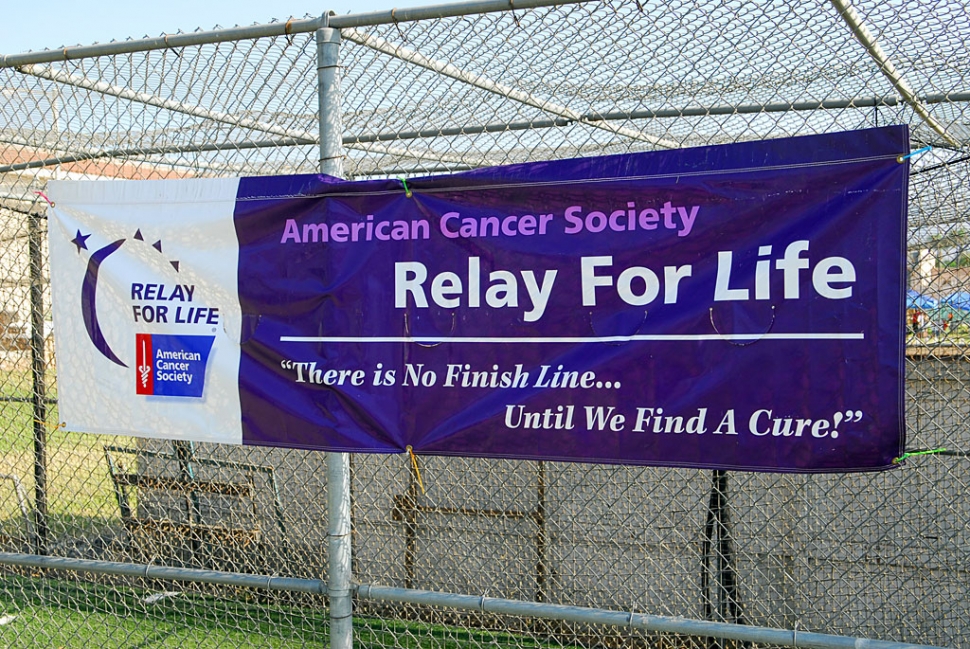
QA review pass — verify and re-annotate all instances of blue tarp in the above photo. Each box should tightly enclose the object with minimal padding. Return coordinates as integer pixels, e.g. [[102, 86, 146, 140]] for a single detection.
[[907, 290, 938, 310], [942, 292, 970, 311]]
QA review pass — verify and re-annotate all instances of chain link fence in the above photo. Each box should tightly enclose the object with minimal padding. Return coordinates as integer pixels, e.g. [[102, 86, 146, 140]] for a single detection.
[[0, 0, 968, 646]]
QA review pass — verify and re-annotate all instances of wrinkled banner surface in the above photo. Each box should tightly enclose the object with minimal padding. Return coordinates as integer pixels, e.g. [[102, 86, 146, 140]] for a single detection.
[[49, 126, 908, 472]]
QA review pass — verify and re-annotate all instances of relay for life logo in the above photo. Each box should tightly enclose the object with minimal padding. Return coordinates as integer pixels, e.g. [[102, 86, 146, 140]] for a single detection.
[[71, 226, 216, 399]]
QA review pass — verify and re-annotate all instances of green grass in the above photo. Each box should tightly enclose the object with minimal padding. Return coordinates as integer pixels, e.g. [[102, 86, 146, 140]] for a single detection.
[[0, 572, 329, 648], [0, 373, 131, 544], [0, 573, 574, 648], [1, 358, 133, 544], [0, 400, 127, 544]]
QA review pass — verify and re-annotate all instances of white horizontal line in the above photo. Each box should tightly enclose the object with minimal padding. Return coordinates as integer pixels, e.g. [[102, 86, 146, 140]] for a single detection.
[[279, 333, 865, 344]]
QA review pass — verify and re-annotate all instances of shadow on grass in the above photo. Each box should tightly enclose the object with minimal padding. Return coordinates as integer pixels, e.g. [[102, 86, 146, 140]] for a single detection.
[[0, 513, 127, 557]]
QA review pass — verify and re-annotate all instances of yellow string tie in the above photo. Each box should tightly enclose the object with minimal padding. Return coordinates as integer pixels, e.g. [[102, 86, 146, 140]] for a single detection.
[[406, 445, 426, 495], [34, 420, 65, 433]]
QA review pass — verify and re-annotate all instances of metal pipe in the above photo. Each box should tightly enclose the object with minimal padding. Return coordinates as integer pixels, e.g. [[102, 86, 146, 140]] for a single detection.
[[596, 92, 970, 119], [329, 0, 589, 29], [352, 164, 477, 177], [327, 452, 354, 649], [352, 140, 480, 166], [355, 584, 946, 649], [0, 552, 327, 594], [0, 474, 34, 544], [0, 198, 45, 218], [0, 131, 468, 177], [316, 20, 344, 202], [348, 101, 861, 144], [534, 461, 547, 603], [342, 90, 970, 147], [16, 64, 317, 143], [701, 469, 743, 649], [318, 20, 353, 649], [344, 92, 970, 146], [173, 441, 202, 541], [342, 27, 678, 149], [0, 0, 588, 68], [0, 23, 318, 67], [827, 0, 959, 147], [349, 119, 572, 144], [0, 138, 311, 175], [0, 551, 946, 649], [347, 90, 970, 144], [402, 457, 419, 590], [28, 211, 48, 555], [267, 470, 289, 544], [0, 396, 56, 404]]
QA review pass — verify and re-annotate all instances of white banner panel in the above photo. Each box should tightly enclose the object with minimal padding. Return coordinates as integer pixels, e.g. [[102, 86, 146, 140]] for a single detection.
[[48, 178, 244, 444]]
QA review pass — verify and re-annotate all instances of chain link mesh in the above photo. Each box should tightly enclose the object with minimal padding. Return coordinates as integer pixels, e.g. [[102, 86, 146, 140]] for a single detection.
[[1, 1, 968, 646]]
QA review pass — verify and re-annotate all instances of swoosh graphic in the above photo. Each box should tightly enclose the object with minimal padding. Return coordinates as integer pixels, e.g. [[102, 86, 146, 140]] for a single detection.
[[81, 239, 127, 367]]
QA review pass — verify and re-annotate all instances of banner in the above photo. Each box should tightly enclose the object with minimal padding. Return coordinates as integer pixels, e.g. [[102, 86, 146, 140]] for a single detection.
[[48, 126, 908, 472]]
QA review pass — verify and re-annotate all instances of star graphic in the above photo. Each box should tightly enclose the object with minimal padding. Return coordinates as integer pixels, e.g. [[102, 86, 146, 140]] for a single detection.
[[71, 230, 91, 253]]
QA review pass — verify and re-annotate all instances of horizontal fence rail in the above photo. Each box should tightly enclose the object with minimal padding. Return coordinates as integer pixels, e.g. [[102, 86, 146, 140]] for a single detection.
[[0, 0, 589, 68], [0, 552, 947, 649]]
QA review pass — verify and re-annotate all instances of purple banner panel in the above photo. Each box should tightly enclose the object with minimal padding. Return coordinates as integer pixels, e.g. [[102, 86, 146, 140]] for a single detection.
[[234, 126, 908, 472]]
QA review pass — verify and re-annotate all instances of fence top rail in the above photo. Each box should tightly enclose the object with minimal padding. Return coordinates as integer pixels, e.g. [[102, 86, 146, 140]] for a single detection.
[[0, 0, 588, 68]]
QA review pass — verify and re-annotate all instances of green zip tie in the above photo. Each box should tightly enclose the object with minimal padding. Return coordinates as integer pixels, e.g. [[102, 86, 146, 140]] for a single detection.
[[893, 448, 947, 464], [398, 177, 413, 198]]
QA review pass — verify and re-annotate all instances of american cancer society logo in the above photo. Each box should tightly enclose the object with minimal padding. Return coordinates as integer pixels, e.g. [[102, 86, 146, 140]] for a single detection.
[[71, 227, 217, 399], [136, 333, 214, 398]]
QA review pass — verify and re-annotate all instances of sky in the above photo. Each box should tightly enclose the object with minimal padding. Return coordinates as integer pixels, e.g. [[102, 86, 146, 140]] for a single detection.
[[0, 0, 435, 56]]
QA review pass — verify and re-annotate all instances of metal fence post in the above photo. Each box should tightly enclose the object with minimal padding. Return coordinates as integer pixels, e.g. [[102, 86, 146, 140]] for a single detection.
[[28, 211, 49, 555], [317, 16, 353, 649], [318, 18, 345, 180]]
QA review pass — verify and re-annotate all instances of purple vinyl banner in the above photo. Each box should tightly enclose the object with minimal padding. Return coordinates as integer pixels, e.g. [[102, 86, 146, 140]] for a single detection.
[[233, 126, 908, 472]]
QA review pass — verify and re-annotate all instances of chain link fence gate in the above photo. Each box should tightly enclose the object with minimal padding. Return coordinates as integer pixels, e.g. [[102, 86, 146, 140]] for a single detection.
[[0, 0, 968, 646]]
